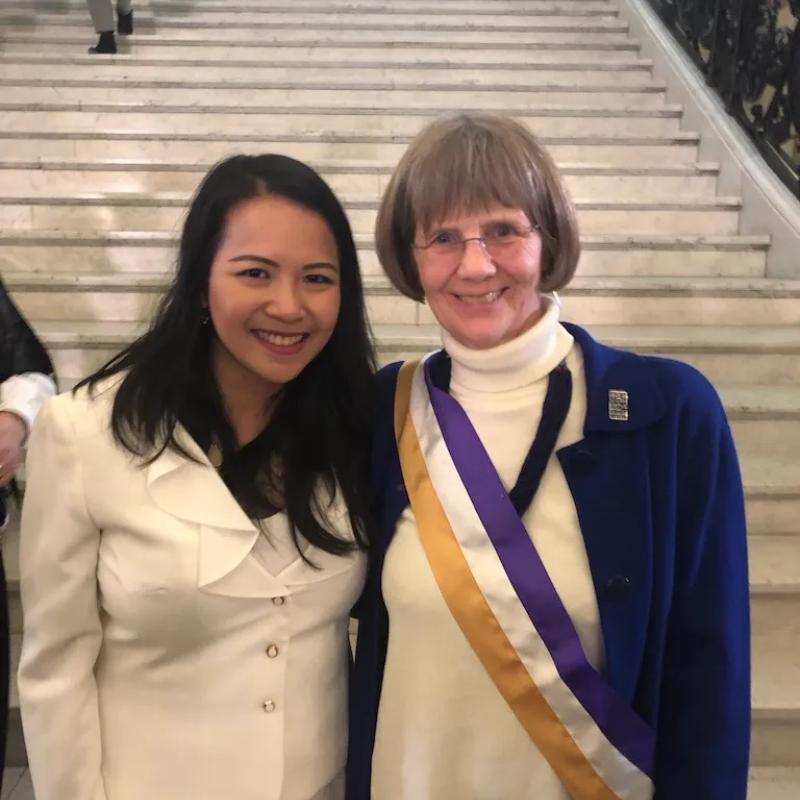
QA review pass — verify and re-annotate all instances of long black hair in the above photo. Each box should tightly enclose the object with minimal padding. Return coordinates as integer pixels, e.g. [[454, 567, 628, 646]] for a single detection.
[[78, 154, 376, 555]]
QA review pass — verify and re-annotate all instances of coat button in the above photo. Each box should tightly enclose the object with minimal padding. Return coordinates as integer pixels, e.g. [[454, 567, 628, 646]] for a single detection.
[[266, 644, 279, 658], [263, 700, 276, 713], [604, 575, 632, 601], [272, 596, 285, 606]]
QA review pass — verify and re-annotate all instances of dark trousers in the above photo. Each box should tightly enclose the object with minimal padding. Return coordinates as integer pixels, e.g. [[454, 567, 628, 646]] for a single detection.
[[0, 554, 9, 794]]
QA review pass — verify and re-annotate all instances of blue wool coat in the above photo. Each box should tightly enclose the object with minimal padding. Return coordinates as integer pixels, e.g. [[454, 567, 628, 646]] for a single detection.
[[346, 323, 750, 800]]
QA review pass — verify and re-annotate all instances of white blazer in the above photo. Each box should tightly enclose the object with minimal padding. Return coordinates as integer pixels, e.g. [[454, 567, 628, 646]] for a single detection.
[[18, 380, 367, 800]]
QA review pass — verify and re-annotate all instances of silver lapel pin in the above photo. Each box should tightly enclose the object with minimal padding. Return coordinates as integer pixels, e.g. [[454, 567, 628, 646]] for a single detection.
[[608, 390, 629, 421]]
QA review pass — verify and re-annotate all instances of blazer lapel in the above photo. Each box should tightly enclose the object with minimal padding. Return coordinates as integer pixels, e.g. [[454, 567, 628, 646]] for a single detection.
[[145, 426, 286, 598]]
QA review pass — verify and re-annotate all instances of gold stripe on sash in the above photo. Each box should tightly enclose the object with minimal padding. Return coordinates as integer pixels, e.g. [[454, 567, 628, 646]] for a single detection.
[[394, 361, 621, 800]]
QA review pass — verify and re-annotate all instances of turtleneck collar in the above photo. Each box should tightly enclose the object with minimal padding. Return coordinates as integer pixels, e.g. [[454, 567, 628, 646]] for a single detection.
[[441, 296, 574, 394]]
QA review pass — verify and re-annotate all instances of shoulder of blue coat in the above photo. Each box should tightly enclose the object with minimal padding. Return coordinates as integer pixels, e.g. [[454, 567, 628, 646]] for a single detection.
[[639, 354, 723, 412], [629, 354, 729, 439], [375, 361, 403, 388], [375, 361, 404, 408], [567, 323, 726, 431]]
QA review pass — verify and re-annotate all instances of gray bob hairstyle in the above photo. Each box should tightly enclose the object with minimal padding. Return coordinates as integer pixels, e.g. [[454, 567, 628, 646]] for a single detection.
[[375, 113, 581, 301]]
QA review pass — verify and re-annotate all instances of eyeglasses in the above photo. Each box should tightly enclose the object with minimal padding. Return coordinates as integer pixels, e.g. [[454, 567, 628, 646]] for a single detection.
[[413, 221, 539, 268]]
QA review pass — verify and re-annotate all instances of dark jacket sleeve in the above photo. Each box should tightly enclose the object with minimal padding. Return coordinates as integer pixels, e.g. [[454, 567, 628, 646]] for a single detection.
[[0, 276, 54, 383], [654, 367, 750, 799], [350, 362, 403, 622]]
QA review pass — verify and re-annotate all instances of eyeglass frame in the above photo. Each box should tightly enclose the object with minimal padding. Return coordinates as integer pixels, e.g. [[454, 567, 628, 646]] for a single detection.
[[411, 222, 541, 259]]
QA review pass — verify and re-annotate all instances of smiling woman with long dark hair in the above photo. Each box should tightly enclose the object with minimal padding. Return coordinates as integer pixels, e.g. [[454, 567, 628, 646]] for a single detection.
[[18, 154, 375, 800]]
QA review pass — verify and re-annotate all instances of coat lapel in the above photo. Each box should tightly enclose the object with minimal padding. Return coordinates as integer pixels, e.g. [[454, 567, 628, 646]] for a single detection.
[[558, 324, 665, 700], [558, 433, 655, 701], [145, 425, 286, 597]]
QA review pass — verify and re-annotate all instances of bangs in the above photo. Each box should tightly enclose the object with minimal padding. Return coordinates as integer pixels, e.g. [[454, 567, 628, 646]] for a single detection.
[[403, 119, 542, 235]]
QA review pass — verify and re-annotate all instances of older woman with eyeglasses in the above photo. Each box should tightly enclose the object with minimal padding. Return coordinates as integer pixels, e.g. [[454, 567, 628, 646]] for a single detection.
[[346, 114, 750, 800]]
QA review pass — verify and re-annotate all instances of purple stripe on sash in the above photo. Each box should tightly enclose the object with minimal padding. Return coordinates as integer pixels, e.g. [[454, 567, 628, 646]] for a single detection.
[[423, 362, 656, 777]]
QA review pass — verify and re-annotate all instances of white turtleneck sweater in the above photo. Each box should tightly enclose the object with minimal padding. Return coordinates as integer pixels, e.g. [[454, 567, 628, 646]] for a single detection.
[[371, 301, 605, 800]]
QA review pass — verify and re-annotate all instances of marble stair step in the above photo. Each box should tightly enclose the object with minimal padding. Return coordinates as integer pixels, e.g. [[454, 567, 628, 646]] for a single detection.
[[750, 533, 800, 591], [0, 26, 636, 54], [0, 193, 738, 235], [0, 2, 621, 21], [0, 105, 685, 137], [749, 769, 800, 800], [742, 455, 800, 536], [721, 386, 800, 455], [2, 0, 621, 14], [0, 81, 669, 110], [752, 543, 800, 767], [0, 230, 770, 278], [0, 43, 646, 64], [0, 130, 697, 164], [0, 11, 624, 31], [0, 61, 655, 88], [24, 320, 800, 388], [753, 701, 800, 768], [0, 160, 720, 200], [0, 32, 642, 54]]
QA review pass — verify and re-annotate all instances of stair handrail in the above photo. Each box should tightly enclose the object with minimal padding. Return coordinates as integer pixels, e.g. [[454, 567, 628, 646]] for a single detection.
[[643, 0, 799, 198]]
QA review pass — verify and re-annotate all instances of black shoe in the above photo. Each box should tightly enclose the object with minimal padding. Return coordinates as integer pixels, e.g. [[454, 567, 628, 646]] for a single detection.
[[89, 31, 117, 54], [118, 10, 134, 35]]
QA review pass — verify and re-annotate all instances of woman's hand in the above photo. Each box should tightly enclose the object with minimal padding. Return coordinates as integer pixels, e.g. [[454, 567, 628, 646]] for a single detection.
[[0, 410, 27, 486]]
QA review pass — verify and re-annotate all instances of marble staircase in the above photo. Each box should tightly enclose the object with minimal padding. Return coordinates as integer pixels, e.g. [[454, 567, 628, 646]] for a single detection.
[[0, 0, 799, 795]]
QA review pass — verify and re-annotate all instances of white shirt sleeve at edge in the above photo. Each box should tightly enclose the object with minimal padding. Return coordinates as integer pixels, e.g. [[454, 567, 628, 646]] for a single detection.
[[0, 372, 57, 435]]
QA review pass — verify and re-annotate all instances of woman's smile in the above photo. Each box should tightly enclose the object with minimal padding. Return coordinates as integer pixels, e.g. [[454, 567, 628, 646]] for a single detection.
[[251, 329, 310, 355], [451, 288, 507, 306]]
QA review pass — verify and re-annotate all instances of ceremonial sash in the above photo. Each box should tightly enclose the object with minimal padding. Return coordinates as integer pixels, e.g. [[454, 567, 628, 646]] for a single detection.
[[393, 357, 656, 800]]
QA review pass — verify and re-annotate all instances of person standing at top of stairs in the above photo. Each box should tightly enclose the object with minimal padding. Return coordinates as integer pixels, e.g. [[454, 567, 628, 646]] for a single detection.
[[85, 0, 134, 54]]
